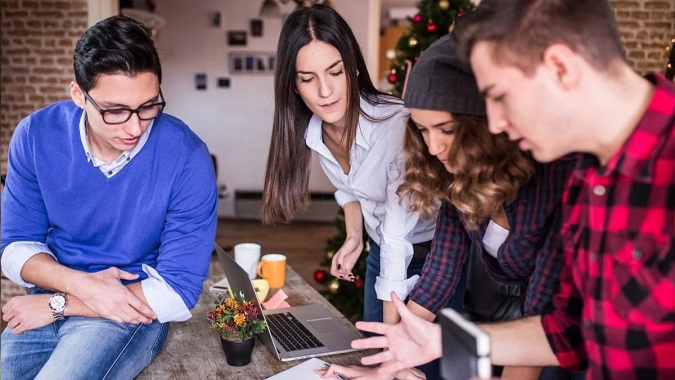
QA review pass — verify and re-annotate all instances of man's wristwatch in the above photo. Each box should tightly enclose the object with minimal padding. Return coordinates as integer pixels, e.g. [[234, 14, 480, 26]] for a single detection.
[[48, 292, 67, 320]]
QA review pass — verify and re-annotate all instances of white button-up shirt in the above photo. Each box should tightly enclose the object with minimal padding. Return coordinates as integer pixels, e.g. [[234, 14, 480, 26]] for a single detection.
[[305, 98, 437, 301]]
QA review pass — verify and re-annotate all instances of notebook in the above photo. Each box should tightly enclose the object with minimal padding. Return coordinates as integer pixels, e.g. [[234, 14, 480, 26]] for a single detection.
[[214, 243, 363, 361], [265, 358, 347, 380], [439, 308, 492, 380]]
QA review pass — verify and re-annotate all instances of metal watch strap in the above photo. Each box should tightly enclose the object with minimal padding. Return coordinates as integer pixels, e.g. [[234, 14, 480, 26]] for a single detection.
[[49, 292, 67, 320]]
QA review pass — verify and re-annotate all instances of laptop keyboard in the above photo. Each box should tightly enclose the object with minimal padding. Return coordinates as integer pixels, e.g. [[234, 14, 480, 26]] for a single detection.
[[266, 312, 325, 352]]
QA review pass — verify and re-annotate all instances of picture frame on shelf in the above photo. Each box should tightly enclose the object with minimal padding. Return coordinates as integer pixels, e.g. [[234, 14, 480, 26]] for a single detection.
[[229, 51, 276, 75]]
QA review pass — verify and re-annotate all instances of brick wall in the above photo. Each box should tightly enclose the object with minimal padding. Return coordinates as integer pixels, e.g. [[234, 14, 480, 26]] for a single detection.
[[611, 0, 674, 74], [0, 0, 88, 175], [0, 0, 87, 326]]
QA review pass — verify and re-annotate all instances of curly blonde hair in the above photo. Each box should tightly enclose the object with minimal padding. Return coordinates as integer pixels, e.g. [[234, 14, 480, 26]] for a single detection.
[[398, 114, 535, 230]]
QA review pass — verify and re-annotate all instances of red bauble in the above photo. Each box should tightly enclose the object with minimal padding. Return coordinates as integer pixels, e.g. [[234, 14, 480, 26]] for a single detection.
[[427, 22, 437, 33], [414, 56, 420, 62], [353, 278, 364, 289], [314, 269, 327, 284], [413, 14, 422, 23], [456, 10, 465, 18], [387, 73, 398, 84]]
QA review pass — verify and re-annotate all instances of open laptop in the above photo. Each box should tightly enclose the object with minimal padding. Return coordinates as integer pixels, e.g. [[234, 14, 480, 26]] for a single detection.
[[439, 308, 492, 380], [214, 243, 364, 361]]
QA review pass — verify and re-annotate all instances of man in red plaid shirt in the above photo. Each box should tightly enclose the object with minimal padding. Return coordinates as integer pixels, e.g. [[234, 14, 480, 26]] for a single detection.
[[349, 0, 675, 379]]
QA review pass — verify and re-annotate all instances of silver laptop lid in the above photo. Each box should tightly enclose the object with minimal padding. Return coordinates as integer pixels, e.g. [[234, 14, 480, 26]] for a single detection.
[[214, 243, 282, 358]]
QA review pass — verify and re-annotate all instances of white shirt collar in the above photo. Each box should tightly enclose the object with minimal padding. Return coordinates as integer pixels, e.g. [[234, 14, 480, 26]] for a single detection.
[[78, 111, 154, 167]]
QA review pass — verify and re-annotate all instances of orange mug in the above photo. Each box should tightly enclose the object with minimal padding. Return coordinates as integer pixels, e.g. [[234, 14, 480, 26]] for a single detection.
[[256, 254, 287, 288]]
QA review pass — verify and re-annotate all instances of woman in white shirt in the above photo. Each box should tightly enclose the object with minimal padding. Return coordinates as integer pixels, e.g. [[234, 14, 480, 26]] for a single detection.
[[261, 4, 464, 327]]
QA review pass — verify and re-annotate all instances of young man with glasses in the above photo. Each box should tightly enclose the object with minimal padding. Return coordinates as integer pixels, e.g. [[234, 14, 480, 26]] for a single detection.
[[1, 15, 217, 379]]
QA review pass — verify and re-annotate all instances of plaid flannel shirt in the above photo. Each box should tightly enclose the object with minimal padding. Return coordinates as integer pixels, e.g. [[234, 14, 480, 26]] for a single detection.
[[541, 73, 675, 379], [409, 155, 578, 316]]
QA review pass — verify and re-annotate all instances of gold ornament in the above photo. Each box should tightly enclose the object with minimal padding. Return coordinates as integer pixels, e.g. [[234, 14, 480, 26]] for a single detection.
[[439, 0, 449, 10], [325, 250, 335, 260], [386, 49, 396, 61], [327, 278, 341, 294], [408, 36, 419, 47], [449, 22, 455, 33]]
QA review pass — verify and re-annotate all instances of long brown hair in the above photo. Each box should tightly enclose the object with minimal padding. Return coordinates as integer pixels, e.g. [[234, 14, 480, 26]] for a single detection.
[[398, 113, 534, 230], [261, 5, 398, 224]]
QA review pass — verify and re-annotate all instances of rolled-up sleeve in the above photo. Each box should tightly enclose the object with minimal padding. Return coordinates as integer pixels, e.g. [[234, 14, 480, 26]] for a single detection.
[[141, 264, 192, 322], [1, 242, 57, 287], [334, 189, 358, 207], [374, 155, 422, 301]]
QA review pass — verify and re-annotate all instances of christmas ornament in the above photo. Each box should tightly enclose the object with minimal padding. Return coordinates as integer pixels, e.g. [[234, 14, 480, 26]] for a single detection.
[[325, 250, 335, 260], [387, 72, 398, 84], [439, 0, 449, 10], [327, 278, 341, 294], [408, 36, 419, 47], [449, 22, 455, 33], [413, 14, 422, 23], [314, 269, 327, 284], [456, 10, 465, 18], [386, 49, 396, 60], [365, 241, 370, 252], [354, 278, 364, 289], [427, 21, 437, 33]]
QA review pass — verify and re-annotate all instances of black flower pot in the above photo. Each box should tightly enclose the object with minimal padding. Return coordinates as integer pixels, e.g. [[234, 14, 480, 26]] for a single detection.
[[220, 337, 255, 366]]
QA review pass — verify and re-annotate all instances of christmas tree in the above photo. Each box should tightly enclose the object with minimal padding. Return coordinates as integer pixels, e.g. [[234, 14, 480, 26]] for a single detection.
[[313, 210, 367, 322], [385, 0, 475, 97]]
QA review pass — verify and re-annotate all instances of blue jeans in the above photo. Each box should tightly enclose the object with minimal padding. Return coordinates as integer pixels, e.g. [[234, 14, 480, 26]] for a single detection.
[[1, 288, 169, 380], [364, 238, 467, 380], [363, 238, 466, 323]]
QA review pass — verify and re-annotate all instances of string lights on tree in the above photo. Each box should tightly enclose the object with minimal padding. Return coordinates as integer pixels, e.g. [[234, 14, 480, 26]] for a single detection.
[[384, 0, 474, 97]]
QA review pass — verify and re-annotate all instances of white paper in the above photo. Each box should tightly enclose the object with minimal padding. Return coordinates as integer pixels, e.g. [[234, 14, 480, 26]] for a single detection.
[[265, 358, 337, 380]]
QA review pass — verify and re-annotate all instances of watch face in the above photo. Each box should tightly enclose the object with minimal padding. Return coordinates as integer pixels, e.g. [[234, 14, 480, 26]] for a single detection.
[[50, 295, 66, 311]]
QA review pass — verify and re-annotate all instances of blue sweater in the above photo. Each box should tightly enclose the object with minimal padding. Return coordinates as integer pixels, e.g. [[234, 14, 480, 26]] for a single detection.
[[1, 101, 218, 309]]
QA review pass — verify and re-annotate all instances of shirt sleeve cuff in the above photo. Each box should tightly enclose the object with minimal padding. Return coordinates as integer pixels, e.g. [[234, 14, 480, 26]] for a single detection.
[[0, 241, 57, 287], [334, 190, 358, 207], [541, 311, 588, 373], [141, 264, 192, 323], [374, 275, 420, 301]]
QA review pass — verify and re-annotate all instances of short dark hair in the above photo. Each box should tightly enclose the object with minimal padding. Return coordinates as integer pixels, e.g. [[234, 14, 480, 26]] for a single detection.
[[453, 0, 627, 75], [73, 15, 162, 92]]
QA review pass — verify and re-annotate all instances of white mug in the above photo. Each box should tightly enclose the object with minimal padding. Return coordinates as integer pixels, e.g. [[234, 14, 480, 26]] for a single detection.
[[234, 243, 261, 279]]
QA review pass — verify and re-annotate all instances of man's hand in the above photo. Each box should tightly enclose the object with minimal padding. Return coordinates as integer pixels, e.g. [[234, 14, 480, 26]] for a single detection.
[[2, 294, 56, 334], [331, 236, 363, 281], [68, 267, 156, 324], [351, 293, 442, 374]]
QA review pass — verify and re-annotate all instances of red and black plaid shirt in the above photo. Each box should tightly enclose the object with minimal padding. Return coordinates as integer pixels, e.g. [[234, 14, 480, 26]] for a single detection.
[[541, 73, 675, 380]]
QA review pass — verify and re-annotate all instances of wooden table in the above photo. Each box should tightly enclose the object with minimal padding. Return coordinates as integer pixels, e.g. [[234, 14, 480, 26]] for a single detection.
[[137, 260, 376, 379]]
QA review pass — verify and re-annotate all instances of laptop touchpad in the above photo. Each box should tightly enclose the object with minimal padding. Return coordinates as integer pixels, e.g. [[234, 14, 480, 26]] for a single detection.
[[307, 318, 341, 333]]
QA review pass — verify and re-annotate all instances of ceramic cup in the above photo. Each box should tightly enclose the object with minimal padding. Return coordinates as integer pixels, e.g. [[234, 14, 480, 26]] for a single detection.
[[234, 243, 261, 280], [256, 254, 287, 288]]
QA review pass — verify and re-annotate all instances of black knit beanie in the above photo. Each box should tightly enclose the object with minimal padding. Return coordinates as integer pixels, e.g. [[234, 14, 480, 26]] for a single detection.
[[403, 34, 486, 117]]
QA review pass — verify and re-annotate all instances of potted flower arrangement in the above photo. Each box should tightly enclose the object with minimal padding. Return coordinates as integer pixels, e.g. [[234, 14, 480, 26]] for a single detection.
[[207, 291, 267, 366]]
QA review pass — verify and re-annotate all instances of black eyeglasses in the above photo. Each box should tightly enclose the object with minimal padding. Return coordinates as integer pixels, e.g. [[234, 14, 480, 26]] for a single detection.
[[83, 88, 166, 125]]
